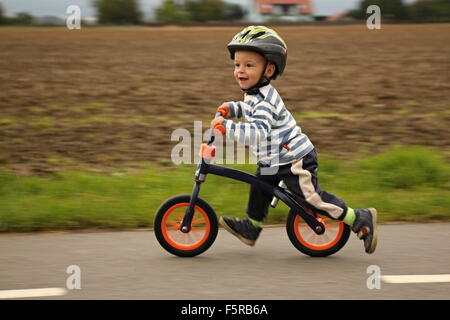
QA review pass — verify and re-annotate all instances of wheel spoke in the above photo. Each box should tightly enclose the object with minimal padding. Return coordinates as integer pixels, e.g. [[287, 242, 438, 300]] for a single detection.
[[315, 234, 324, 244], [314, 234, 322, 244], [322, 233, 331, 243], [190, 226, 205, 232], [191, 219, 206, 225], [299, 227, 312, 233], [327, 229, 338, 238], [170, 231, 183, 243], [190, 230, 203, 238], [186, 232, 197, 244], [307, 232, 317, 243], [172, 214, 184, 221]]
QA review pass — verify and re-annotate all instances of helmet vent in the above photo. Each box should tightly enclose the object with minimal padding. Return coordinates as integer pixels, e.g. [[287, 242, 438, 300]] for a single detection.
[[240, 29, 251, 39], [250, 31, 266, 40]]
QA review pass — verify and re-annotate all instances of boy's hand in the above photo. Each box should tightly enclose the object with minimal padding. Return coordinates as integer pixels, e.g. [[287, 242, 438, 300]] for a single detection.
[[216, 103, 230, 118], [211, 116, 225, 128]]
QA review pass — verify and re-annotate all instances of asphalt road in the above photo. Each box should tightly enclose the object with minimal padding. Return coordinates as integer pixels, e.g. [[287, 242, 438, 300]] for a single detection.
[[0, 223, 449, 300]]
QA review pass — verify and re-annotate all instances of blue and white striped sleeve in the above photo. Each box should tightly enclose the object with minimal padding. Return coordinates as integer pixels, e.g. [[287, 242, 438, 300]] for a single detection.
[[228, 101, 243, 118], [222, 101, 274, 145]]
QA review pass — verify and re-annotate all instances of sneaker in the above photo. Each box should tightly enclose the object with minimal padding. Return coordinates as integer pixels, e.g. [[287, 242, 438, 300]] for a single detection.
[[219, 217, 262, 246], [352, 208, 378, 254]]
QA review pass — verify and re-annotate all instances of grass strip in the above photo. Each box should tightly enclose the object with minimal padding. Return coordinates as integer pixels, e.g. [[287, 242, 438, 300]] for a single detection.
[[1, 145, 449, 232]]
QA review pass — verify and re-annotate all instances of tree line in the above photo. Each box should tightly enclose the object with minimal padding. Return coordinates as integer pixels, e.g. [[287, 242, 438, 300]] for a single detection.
[[0, 0, 449, 25], [0, 0, 245, 25], [348, 0, 450, 23], [93, 0, 245, 24], [0, 4, 35, 25], [154, 0, 245, 23]]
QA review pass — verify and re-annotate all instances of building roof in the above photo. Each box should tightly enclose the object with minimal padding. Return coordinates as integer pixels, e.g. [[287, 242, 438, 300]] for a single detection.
[[256, 0, 314, 15], [324, 11, 353, 21]]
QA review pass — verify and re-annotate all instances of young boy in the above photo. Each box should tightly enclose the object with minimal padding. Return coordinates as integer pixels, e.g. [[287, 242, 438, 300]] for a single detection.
[[210, 26, 378, 254]]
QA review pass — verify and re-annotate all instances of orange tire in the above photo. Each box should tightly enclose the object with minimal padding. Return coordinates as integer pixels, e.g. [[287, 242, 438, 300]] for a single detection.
[[154, 195, 218, 257], [286, 210, 350, 257]]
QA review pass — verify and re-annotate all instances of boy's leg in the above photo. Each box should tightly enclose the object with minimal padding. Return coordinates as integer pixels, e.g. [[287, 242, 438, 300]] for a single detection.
[[278, 150, 348, 220], [246, 166, 281, 223], [279, 149, 378, 254], [219, 166, 280, 246]]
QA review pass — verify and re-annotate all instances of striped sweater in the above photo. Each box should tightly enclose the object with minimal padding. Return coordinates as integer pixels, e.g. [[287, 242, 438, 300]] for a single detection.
[[221, 84, 314, 167]]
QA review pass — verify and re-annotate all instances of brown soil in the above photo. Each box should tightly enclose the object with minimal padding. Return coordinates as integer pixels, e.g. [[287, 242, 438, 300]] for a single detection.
[[0, 25, 449, 175]]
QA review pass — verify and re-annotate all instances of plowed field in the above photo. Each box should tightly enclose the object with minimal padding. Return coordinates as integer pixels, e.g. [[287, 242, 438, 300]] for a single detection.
[[1, 24, 449, 174]]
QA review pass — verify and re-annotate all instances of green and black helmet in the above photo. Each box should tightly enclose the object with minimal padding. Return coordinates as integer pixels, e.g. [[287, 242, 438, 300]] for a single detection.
[[227, 26, 288, 80]]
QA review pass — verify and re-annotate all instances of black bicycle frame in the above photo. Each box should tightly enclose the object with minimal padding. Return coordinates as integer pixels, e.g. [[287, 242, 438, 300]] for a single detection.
[[180, 132, 326, 235]]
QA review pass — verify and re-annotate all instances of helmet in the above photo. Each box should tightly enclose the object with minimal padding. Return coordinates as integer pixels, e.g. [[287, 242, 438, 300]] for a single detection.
[[227, 26, 287, 80]]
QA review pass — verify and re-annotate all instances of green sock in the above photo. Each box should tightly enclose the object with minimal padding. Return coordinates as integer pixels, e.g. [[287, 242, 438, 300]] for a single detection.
[[249, 218, 263, 227], [343, 208, 356, 226]]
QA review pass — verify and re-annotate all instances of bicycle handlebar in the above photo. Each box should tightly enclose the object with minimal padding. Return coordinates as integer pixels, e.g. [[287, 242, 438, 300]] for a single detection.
[[208, 112, 225, 145]]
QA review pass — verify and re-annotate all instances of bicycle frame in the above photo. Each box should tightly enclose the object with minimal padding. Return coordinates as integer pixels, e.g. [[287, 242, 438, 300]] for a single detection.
[[180, 130, 326, 236]]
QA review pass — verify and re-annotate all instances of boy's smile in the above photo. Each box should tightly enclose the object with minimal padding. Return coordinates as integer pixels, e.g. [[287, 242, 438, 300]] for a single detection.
[[234, 50, 274, 90]]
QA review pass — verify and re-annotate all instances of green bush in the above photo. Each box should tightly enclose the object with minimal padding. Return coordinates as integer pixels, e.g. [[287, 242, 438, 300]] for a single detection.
[[155, 0, 190, 23], [221, 2, 246, 21], [185, 0, 245, 22], [4, 12, 35, 25], [408, 0, 450, 23], [93, 0, 142, 25], [0, 4, 4, 25], [360, 145, 449, 189]]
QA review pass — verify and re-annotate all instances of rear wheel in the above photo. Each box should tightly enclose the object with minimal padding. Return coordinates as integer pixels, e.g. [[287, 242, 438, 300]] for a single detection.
[[154, 195, 218, 257], [286, 210, 350, 257]]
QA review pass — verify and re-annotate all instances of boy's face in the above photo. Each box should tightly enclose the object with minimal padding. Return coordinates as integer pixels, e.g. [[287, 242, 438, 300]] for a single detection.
[[233, 50, 274, 90]]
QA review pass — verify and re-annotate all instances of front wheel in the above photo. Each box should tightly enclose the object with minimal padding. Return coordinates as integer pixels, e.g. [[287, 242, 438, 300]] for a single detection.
[[154, 194, 218, 257], [286, 210, 350, 257]]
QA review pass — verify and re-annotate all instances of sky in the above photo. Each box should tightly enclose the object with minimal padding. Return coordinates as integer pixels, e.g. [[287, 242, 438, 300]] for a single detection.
[[0, 0, 368, 19]]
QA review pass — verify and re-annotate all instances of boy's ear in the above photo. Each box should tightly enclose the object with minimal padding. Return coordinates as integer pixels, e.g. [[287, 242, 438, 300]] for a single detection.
[[265, 63, 276, 79]]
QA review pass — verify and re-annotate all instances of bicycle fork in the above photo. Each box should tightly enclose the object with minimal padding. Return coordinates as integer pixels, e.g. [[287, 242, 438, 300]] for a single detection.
[[180, 158, 208, 233], [180, 181, 202, 233]]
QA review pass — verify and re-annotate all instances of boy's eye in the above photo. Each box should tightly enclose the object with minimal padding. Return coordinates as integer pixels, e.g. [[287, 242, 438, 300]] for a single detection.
[[234, 63, 254, 68]]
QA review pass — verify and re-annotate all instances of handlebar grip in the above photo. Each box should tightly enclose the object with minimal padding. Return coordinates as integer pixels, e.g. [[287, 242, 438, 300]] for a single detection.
[[213, 124, 226, 136], [216, 106, 228, 118]]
